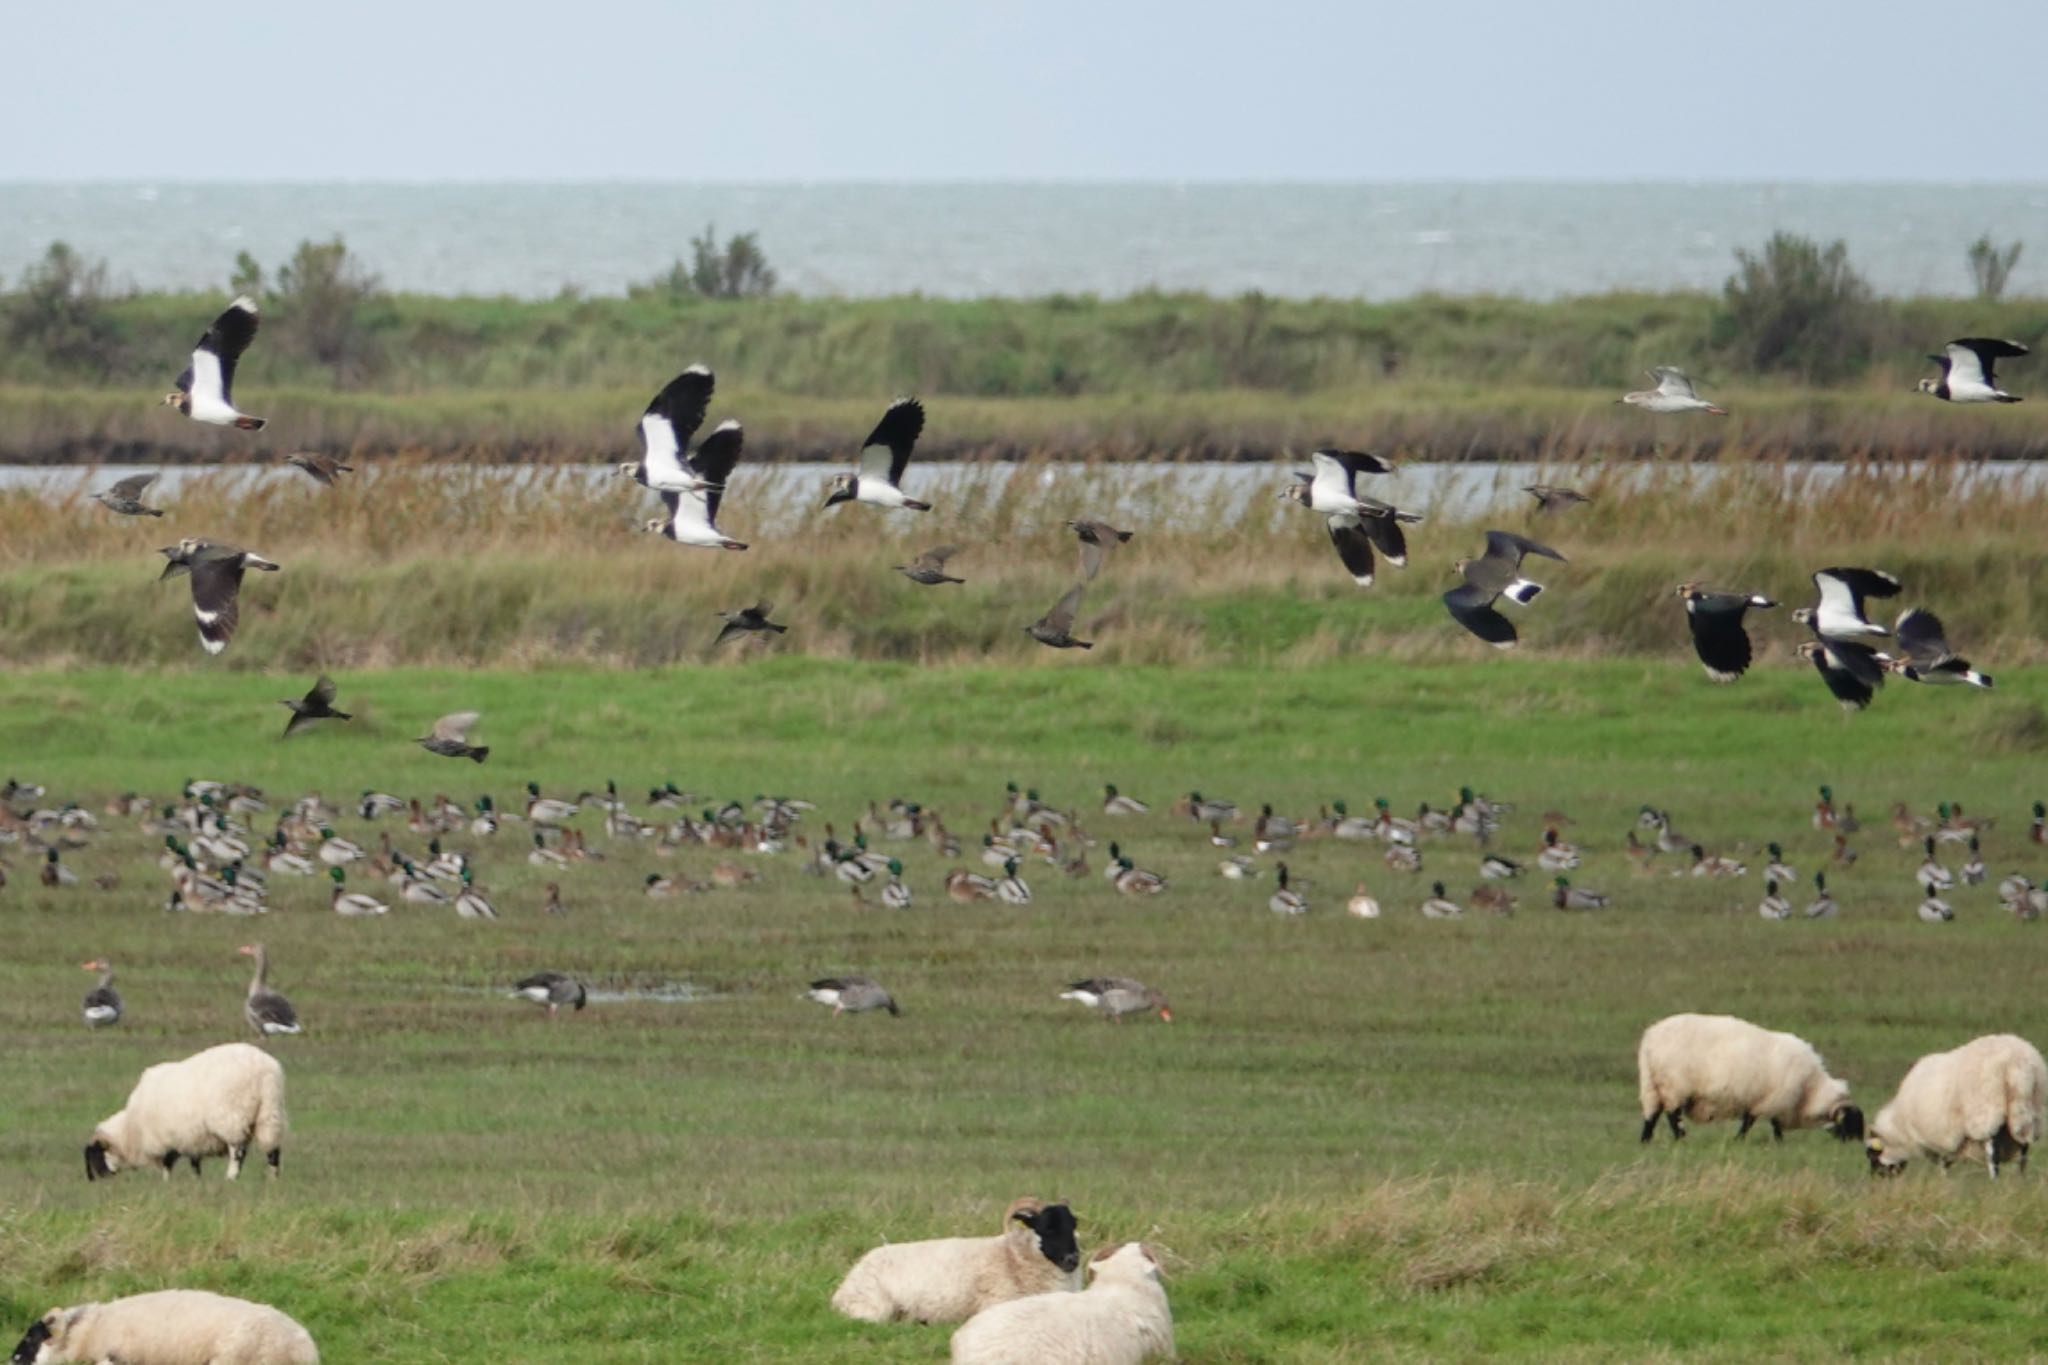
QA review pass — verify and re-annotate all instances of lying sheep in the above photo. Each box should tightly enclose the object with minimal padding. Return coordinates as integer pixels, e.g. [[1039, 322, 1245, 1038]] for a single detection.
[[84, 1041, 286, 1182], [1867, 1033, 2048, 1178], [11, 1289, 319, 1364], [1637, 1012, 1863, 1143], [951, 1241, 1174, 1365], [831, 1197, 1082, 1324]]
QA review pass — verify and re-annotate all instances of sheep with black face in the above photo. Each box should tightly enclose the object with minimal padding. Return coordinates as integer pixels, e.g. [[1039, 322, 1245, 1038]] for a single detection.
[[83, 1042, 286, 1183], [831, 1197, 1084, 1325], [11, 1289, 317, 1364], [1866, 1033, 2048, 1179], [1637, 1013, 1863, 1144]]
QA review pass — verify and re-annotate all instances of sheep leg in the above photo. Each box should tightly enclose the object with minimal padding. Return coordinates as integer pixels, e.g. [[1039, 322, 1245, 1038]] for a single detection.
[[189, 1155, 203, 1177], [159, 1149, 180, 1179], [1735, 1114, 1755, 1140], [1770, 1119, 1784, 1141], [267, 1148, 281, 1177], [1639, 1112, 1660, 1143], [227, 1143, 246, 1180], [1666, 1111, 1685, 1140]]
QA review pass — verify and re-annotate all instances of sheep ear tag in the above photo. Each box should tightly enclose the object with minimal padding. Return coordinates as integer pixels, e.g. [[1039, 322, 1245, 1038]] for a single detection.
[[1866, 1138, 1884, 1152]]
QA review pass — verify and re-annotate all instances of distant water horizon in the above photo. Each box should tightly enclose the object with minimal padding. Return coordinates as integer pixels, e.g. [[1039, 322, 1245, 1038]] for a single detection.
[[2, 181, 2043, 301]]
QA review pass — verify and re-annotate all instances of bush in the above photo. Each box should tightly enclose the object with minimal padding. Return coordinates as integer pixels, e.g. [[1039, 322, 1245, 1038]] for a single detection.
[[1718, 233, 1876, 382], [5, 241, 125, 378], [1967, 234, 2023, 302], [636, 225, 777, 300], [275, 236, 384, 380]]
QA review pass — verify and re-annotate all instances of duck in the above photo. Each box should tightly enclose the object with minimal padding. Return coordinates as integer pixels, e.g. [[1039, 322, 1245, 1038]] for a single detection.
[[528, 832, 570, 868], [80, 958, 123, 1027], [1374, 798, 1420, 845], [1479, 853, 1523, 880], [1764, 843, 1796, 885], [1812, 786, 1837, 831], [1254, 805, 1299, 853], [264, 832, 317, 876], [1267, 863, 1307, 916], [1832, 834, 1859, 867], [511, 971, 586, 1019], [1961, 836, 1986, 886], [237, 943, 300, 1036], [1624, 831, 1655, 875], [1420, 882, 1463, 919], [1101, 785, 1148, 817], [317, 828, 364, 865], [1916, 893, 1956, 924], [1346, 883, 1382, 919], [328, 867, 389, 917], [1472, 884, 1517, 916], [981, 831, 1018, 869], [40, 848, 76, 886], [881, 860, 912, 908], [1758, 879, 1792, 921], [2032, 801, 2045, 846], [1207, 821, 1237, 849], [454, 870, 498, 919], [1536, 828, 1580, 872], [1218, 856, 1259, 881], [1112, 858, 1168, 896], [1060, 977, 1172, 1023], [945, 868, 998, 902], [359, 790, 405, 820], [710, 861, 756, 889], [471, 796, 501, 837], [1805, 872, 1838, 919], [397, 860, 450, 905], [1688, 845, 1746, 878], [1384, 843, 1423, 874], [1915, 837, 1955, 893], [824, 397, 930, 511], [807, 974, 902, 1016], [1551, 877, 1608, 910], [424, 840, 466, 882], [643, 872, 678, 898], [525, 782, 579, 825], [1329, 801, 1376, 840], [1187, 792, 1238, 824], [997, 858, 1032, 906]]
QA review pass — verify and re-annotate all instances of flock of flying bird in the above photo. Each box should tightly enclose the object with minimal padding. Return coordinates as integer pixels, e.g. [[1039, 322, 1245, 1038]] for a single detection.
[[96, 297, 2030, 712]]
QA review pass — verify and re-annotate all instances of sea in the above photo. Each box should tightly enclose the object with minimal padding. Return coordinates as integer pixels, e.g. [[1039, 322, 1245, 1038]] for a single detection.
[[1, 182, 2043, 300]]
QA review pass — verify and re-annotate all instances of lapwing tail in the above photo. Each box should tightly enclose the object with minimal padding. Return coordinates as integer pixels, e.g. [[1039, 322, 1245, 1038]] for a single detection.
[[235, 416, 267, 431], [469, 747, 490, 764]]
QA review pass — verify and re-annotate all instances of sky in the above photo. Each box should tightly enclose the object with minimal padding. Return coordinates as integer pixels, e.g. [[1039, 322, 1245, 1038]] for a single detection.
[[6, 0, 2045, 182]]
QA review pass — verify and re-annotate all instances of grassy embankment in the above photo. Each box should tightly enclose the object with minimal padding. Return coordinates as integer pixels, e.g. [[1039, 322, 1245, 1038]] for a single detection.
[[0, 662, 2045, 1360], [3, 290, 2047, 460]]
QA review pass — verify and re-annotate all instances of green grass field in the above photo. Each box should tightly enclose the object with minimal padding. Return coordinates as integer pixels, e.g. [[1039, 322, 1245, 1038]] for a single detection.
[[2, 660, 2046, 1360]]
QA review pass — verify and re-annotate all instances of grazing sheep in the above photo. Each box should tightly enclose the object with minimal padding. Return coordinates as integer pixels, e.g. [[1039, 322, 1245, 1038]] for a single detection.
[[1637, 1012, 1863, 1143], [83, 1042, 286, 1182], [951, 1241, 1174, 1365], [831, 1197, 1083, 1325], [11, 1289, 318, 1364], [1867, 1033, 2048, 1178]]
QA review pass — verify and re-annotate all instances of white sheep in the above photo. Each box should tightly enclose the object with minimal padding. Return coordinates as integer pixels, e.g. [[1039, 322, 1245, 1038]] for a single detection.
[[10, 1289, 319, 1364], [84, 1041, 287, 1182], [1637, 1012, 1864, 1143], [830, 1197, 1083, 1324], [950, 1241, 1174, 1365], [1867, 1033, 2048, 1178]]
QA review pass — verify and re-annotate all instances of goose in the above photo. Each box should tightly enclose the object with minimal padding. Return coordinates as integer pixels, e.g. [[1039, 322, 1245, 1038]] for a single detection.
[[284, 451, 352, 485], [1792, 568, 1900, 639], [1443, 531, 1567, 648], [1060, 977, 1172, 1023], [1758, 879, 1792, 921], [1479, 853, 1522, 880], [528, 832, 569, 868], [1887, 608, 1993, 688], [881, 860, 912, 908], [1025, 584, 1092, 650], [1918, 338, 2027, 403], [620, 365, 718, 491], [525, 783, 579, 824], [1688, 844, 1747, 878], [1346, 882, 1382, 918], [945, 868, 998, 902], [1796, 638, 1887, 711], [1420, 882, 1463, 919], [1218, 856, 1258, 880], [92, 472, 164, 517], [895, 544, 965, 585], [1384, 843, 1423, 874], [264, 833, 316, 876], [1111, 857, 1168, 895], [1268, 862, 1307, 915], [825, 397, 929, 511], [1551, 877, 1608, 910], [1524, 484, 1590, 513], [1617, 366, 1725, 415], [1917, 892, 1956, 923], [1805, 872, 1838, 919], [511, 971, 586, 1018], [1065, 519, 1134, 580], [1472, 883, 1517, 915], [163, 296, 265, 428], [1675, 584, 1777, 682], [1961, 837, 1987, 886], [328, 867, 389, 916], [1765, 843, 1796, 885], [237, 943, 300, 1036], [80, 958, 123, 1027], [1915, 837, 1955, 893], [643, 421, 748, 550], [997, 858, 1032, 905], [157, 539, 280, 655], [714, 601, 787, 647], [280, 675, 350, 737], [1102, 785, 1149, 816], [807, 975, 901, 1016], [40, 848, 76, 886], [416, 711, 489, 762], [454, 869, 498, 919], [1537, 828, 1580, 872]]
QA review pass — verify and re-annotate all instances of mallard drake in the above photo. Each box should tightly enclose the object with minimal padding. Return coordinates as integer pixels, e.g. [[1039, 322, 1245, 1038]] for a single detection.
[[1112, 858, 1167, 895], [1688, 845, 1746, 878], [237, 943, 301, 1036], [528, 832, 569, 868], [1915, 837, 1955, 893], [81, 958, 123, 1027], [1268, 863, 1307, 916], [1420, 882, 1463, 919], [1551, 877, 1607, 910], [997, 858, 1032, 906], [329, 867, 389, 917], [1218, 856, 1258, 881], [1536, 828, 1580, 872], [1060, 977, 1171, 1023], [807, 975, 901, 1016], [1384, 843, 1423, 874], [264, 832, 316, 876], [1329, 801, 1376, 840], [1480, 853, 1523, 880], [881, 860, 912, 908], [471, 796, 501, 836], [221, 865, 266, 916], [1764, 843, 1796, 885], [397, 860, 449, 904], [1102, 785, 1149, 817], [423, 841, 465, 882], [1254, 805, 1300, 853], [360, 790, 404, 820], [524, 782, 578, 824], [1917, 893, 1956, 923], [945, 868, 998, 902], [643, 872, 677, 898], [1758, 879, 1792, 921], [511, 971, 586, 1018], [1472, 884, 1517, 915], [1187, 793, 1238, 824], [1346, 883, 1382, 918], [454, 870, 497, 919], [1805, 872, 1838, 919], [316, 828, 363, 865], [1961, 836, 1986, 885], [1812, 786, 1837, 831], [40, 848, 76, 886], [980, 830, 1018, 868]]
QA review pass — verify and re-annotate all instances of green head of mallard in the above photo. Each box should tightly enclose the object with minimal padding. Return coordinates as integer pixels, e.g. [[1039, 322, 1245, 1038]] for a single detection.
[[887, 859, 903, 876], [328, 866, 345, 884]]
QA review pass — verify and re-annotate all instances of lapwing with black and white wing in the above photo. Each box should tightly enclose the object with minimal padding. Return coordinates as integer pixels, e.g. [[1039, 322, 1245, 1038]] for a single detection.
[[1919, 338, 2027, 403], [1442, 530, 1566, 649], [1791, 567, 1899, 639], [1796, 636, 1888, 711], [825, 396, 930, 510], [164, 296, 265, 429], [157, 538, 280, 655], [1618, 366, 1725, 415], [93, 472, 164, 517], [1295, 449, 1398, 516], [1675, 583, 1777, 682], [1888, 607, 1993, 688], [620, 365, 717, 492], [644, 420, 748, 550]]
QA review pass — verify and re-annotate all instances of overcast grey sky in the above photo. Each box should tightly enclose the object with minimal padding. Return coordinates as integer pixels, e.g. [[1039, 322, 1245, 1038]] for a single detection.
[[7, 0, 2043, 182]]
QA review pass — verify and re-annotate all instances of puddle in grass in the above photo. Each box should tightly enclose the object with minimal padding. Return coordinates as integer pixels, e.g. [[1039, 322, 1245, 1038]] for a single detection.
[[453, 980, 724, 1005]]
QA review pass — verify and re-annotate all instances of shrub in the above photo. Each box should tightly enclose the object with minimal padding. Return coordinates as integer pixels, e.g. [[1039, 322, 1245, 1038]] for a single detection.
[[5, 241, 125, 378], [636, 225, 777, 300], [1718, 233, 1876, 382], [1967, 234, 2023, 302], [275, 236, 384, 380]]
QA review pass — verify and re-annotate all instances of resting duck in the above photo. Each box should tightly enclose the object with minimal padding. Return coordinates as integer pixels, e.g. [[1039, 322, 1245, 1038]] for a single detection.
[[1764, 843, 1795, 885], [1267, 863, 1307, 916], [1688, 845, 1746, 878], [471, 796, 501, 836], [1758, 879, 1792, 921], [454, 869, 498, 919], [528, 833, 569, 868], [1254, 806, 1298, 853], [397, 861, 450, 905], [1329, 801, 1375, 840], [997, 858, 1032, 906], [1536, 829, 1580, 872], [1419, 882, 1463, 919], [41, 848, 77, 886], [1472, 884, 1517, 915], [1915, 837, 1955, 893], [316, 828, 364, 865], [524, 782, 579, 825], [946, 869, 998, 902], [2032, 801, 2046, 846], [329, 867, 389, 916], [1916, 893, 1955, 924], [1102, 785, 1149, 816], [265, 832, 316, 876], [81, 958, 123, 1027], [1346, 883, 1381, 918], [1480, 853, 1522, 880], [1218, 856, 1258, 881], [1961, 836, 1986, 885], [1551, 877, 1608, 910], [1812, 786, 1837, 831], [1383, 844, 1423, 874], [541, 883, 565, 916], [1805, 872, 1838, 919], [1112, 858, 1167, 895], [644, 873, 677, 898], [881, 860, 912, 908]]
